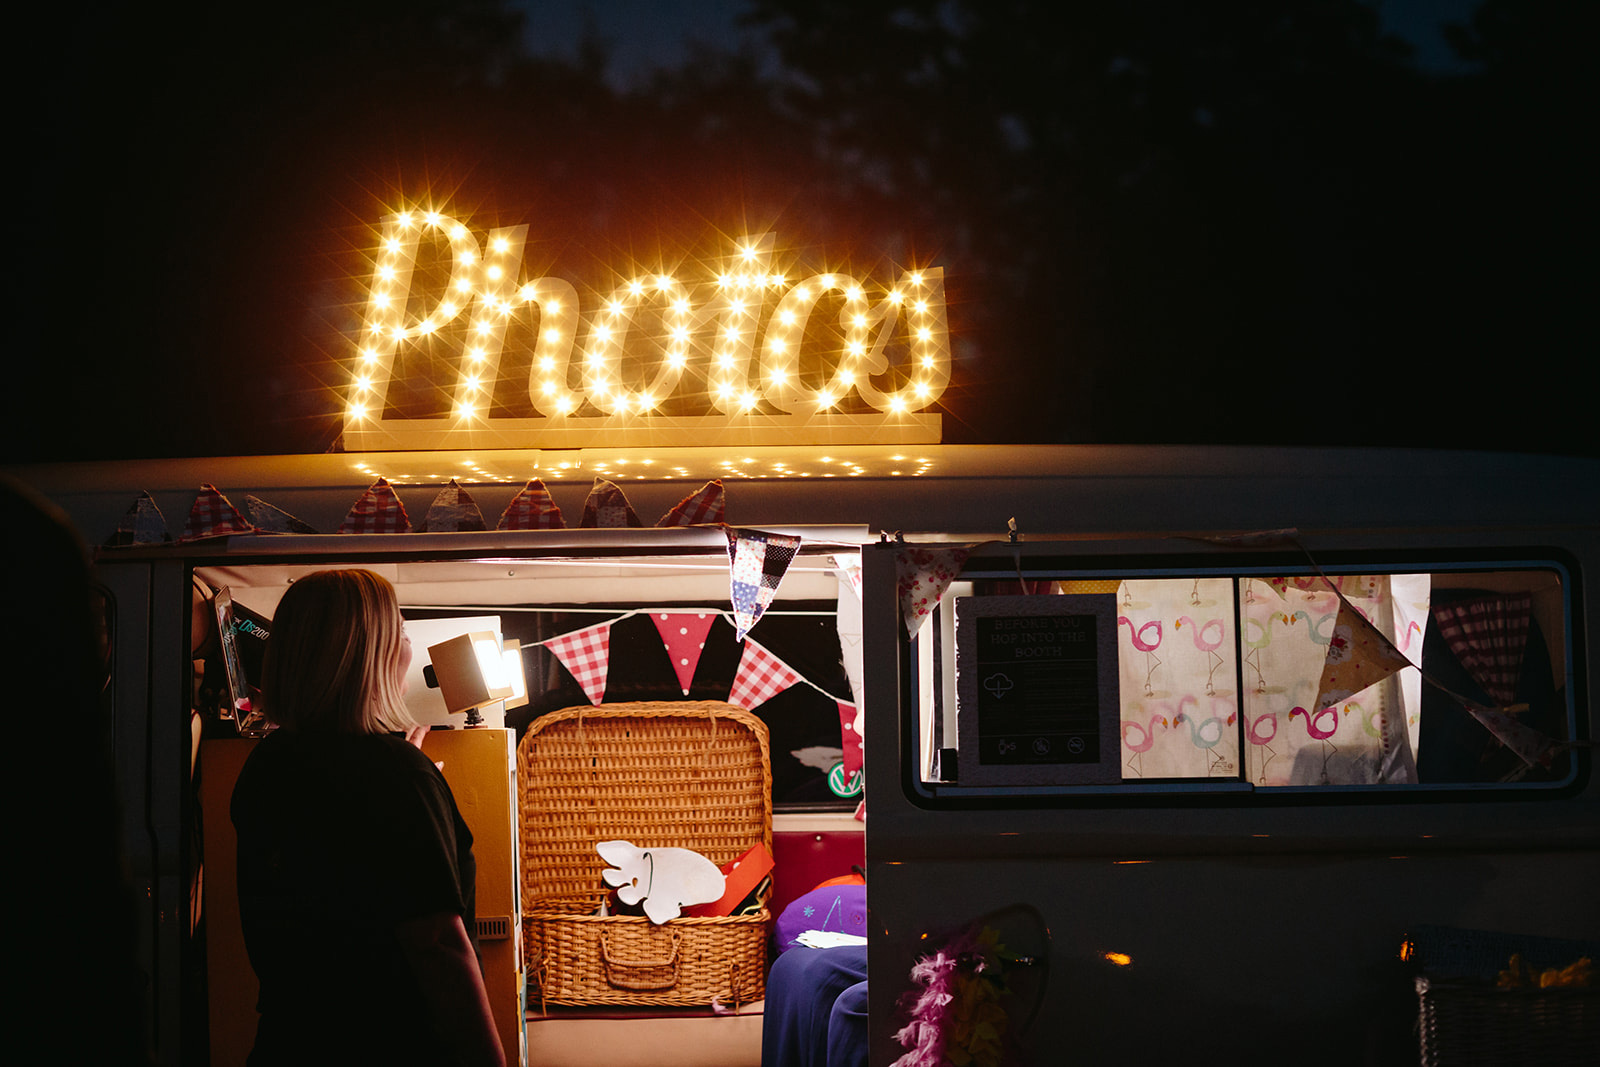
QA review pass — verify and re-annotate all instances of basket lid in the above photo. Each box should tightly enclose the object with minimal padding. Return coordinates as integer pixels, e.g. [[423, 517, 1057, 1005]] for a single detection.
[[517, 702, 773, 904]]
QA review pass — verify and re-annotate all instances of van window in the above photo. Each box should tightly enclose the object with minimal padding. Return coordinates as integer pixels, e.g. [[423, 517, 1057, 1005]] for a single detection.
[[912, 561, 1575, 798]]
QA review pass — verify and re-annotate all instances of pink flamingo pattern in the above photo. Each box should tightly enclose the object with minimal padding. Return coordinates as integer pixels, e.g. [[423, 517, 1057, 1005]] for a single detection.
[[1289, 704, 1346, 783], [1174, 615, 1227, 694], [1118, 616, 1164, 694], [1243, 707, 1280, 784], [1395, 619, 1423, 653], [1120, 710, 1169, 777]]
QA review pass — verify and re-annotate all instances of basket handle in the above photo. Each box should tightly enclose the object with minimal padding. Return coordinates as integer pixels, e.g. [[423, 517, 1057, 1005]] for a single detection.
[[600, 930, 682, 991]]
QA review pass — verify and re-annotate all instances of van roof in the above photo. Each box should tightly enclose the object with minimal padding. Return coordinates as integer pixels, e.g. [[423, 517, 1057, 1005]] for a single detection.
[[7, 443, 1597, 551]]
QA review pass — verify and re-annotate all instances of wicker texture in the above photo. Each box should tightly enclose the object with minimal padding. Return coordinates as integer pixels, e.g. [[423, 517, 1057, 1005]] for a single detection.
[[518, 702, 773, 1008], [1416, 977, 1598, 1065], [1408, 925, 1599, 1065]]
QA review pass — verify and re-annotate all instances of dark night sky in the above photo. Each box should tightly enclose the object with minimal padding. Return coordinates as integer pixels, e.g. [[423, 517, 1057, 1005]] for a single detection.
[[8, 0, 1594, 464]]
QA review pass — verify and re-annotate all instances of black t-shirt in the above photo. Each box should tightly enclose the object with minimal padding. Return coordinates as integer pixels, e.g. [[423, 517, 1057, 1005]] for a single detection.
[[231, 730, 478, 1066]]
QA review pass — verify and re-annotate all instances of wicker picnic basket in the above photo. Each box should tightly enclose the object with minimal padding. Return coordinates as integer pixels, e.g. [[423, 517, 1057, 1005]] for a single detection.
[[518, 701, 773, 1009], [1408, 924, 1599, 1065]]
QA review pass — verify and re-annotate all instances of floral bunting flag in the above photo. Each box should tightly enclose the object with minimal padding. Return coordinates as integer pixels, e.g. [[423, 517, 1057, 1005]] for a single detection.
[[543, 621, 614, 705], [831, 554, 863, 600], [1314, 599, 1415, 710], [650, 611, 716, 695], [180, 484, 256, 541], [580, 478, 642, 528], [728, 637, 804, 710], [1457, 699, 1561, 768], [339, 478, 411, 534], [419, 479, 486, 532], [895, 544, 972, 637], [498, 479, 565, 530], [725, 526, 802, 641], [245, 494, 318, 534], [107, 491, 172, 546]]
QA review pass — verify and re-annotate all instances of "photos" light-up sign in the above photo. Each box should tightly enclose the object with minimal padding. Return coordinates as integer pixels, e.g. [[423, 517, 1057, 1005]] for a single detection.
[[343, 210, 949, 450]]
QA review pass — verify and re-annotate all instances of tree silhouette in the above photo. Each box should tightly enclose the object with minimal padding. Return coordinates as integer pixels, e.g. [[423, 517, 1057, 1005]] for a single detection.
[[13, 0, 1593, 460]]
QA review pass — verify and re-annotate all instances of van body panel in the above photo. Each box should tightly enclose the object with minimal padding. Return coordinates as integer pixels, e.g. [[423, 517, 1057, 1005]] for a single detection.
[[9, 444, 1595, 1065]]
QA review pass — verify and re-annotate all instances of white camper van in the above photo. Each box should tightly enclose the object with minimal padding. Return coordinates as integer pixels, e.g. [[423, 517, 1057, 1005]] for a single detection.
[[8, 442, 1598, 1065]]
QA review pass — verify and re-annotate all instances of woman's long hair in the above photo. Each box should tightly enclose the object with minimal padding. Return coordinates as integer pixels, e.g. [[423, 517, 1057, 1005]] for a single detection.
[[259, 569, 416, 734]]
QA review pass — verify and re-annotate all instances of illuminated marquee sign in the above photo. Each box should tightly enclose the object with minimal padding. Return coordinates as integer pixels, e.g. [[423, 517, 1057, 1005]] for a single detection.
[[343, 210, 949, 450]]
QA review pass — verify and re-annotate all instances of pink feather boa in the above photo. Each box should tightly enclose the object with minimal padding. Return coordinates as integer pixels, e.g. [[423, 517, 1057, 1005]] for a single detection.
[[890, 927, 1010, 1067]]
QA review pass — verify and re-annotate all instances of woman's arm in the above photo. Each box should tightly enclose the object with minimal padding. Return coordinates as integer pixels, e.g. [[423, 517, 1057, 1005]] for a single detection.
[[394, 911, 506, 1067]]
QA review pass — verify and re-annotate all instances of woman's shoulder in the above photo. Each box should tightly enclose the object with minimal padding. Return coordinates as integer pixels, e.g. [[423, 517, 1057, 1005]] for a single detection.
[[240, 729, 438, 778]]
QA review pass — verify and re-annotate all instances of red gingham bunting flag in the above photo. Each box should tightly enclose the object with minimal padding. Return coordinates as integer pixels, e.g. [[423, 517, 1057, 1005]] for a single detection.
[[656, 479, 725, 527], [498, 479, 566, 530], [727, 637, 804, 711], [1432, 594, 1530, 707], [580, 478, 642, 528], [106, 491, 172, 546], [245, 494, 318, 534], [1314, 600, 1414, 711], [420, 479, 486, 532], [180, 484, 256, 542], [895, 544, 971, 637], [339, 478, 412, 534], [650, 612, 717, 695], [544, 620, 614, 705], [725, 526, 802, 641]]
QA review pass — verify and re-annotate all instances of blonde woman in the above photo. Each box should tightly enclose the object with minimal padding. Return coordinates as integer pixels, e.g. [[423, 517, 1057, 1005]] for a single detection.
[[231, 569, 503, 1066]]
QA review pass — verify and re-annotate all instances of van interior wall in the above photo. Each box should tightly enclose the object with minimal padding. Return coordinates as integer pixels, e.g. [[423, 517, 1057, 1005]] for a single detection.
[[195, 554, 863, 808]]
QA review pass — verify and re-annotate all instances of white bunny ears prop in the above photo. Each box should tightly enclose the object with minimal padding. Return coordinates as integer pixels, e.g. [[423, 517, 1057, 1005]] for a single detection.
[[597, 840, 726, 924]]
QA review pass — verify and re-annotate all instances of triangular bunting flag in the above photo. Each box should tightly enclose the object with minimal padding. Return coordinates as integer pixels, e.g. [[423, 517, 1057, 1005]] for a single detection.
[[180, 484, 256, 542], [831, 554, 863, 600], [419, 479, 486, 532], [837, 701, 863, 796], [895, 544, 972, 637], [657, 479, 725, 527], [107, 491, 172, 546], [498, 479, 565, 530], [1314, 600, 1415, 710], [727, 637, 804, 710], [580, 479, 642, 528], [245, 494, 318, 534], [1458, 698, 1561, 769], [338, 478, 412, 534], [650, 612, 716, 695], [544, 621, 614, 705], [725, 526, 802, 641]]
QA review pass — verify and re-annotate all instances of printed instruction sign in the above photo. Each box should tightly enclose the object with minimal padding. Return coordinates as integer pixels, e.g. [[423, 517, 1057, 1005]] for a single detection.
[[956, 594, 1121, 786]]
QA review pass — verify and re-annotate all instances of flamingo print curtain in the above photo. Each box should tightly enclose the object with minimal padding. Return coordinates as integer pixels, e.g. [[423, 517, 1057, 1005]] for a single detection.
[[1237, 574, 1429, 786], [1115, 579, 1242, 778], [1115, 575, 1430, 784]]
